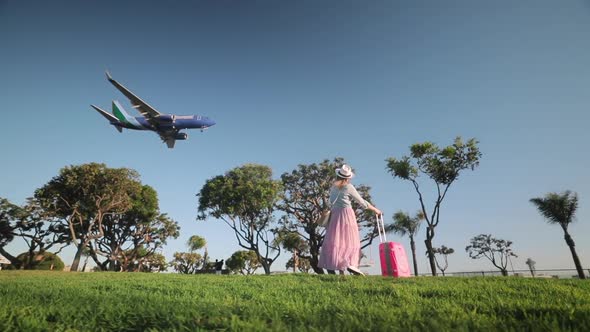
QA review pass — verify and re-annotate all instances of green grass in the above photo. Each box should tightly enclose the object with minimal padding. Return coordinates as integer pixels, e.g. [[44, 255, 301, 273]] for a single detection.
[[0, 271, 589, 331]]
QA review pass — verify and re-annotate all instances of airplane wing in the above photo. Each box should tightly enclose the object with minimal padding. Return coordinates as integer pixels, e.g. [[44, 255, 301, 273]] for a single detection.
[[158, 129, 178, 149], [105, 71, 162, 126], [164, 137, 176, 149]]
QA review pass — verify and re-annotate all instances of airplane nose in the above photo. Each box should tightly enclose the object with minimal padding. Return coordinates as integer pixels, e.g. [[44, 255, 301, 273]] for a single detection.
[[208, 119, 216, 126]]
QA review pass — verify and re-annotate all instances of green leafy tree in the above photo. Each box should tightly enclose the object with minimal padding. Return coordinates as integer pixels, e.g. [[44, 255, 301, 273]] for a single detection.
[[465, 234, 517, 276], [197, 164, 282, 275], [123, 250, 168, 272], [170, 252, 203, 274], [188, 234, 209, 270], [14, 251, 64, 271], [0, 197, 25, 267], [169, 234, 207, 274], [88, 185, 179, 272], [0, 197, 69, 269], [432, 245, 454, 276], [286, 256, 312, 273], [386, 137, 481, 276], [392, 211, 424, 276], [276, 158, 380, 274], [274, 231, 309, 273], [530, 191, 586, 279], [225, 250, 261, 275], [34, 163, 142, 272], [142, 253, 167, 272], [12, 198, 70, 270], [187, 235, 206, 252]]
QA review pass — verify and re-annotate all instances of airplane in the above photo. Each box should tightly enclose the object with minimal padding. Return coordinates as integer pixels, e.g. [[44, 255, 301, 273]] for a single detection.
[[91, 72, 216, 148]]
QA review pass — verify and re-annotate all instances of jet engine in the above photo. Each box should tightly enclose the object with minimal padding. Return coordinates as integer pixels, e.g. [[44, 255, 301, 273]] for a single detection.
[[174, 133, 188, 140], [157, 114, 176, 123]]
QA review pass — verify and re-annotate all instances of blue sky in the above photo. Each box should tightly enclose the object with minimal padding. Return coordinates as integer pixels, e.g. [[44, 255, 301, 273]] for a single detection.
[[1, 0, 589, 275]]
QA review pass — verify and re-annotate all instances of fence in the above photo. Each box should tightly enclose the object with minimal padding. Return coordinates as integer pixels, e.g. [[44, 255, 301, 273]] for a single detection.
[[421, 269, 589, 279]]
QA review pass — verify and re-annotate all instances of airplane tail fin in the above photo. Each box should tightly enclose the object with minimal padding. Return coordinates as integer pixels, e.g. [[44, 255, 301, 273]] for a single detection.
[[112, 100, 135, 125], [91, 104, 124, 133]]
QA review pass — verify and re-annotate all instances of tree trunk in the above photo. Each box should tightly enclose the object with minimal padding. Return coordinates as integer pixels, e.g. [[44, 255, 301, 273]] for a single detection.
[[410, 236, 418, 276], [424, 227, 437, 276], [563, 230, 586, 279], [501, 269, 508, 276], [81, 256, 89, 272], [261, 259, 271, 275], [70, 242, 85, 272], [310, 244, 324, 274]]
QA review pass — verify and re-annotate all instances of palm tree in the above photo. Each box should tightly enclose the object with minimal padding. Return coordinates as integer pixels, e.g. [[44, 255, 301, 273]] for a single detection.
[[187, 235, 207, 252], [530, 191, 586, 279], [391, 211, 424, 276], [187, 235, 209, 270], [525, 258, 536, 277]]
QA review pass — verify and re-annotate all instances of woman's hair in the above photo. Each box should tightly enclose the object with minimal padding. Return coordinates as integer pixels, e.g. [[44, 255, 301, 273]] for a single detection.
[[334, 176, 350, 188]]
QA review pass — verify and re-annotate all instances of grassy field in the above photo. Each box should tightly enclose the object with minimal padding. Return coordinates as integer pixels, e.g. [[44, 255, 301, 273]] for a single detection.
[[0, 271, 589, 331]]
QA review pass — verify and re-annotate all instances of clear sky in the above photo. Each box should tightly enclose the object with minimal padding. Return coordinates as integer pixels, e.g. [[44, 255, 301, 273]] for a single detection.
[[1, 0, 589, 275]]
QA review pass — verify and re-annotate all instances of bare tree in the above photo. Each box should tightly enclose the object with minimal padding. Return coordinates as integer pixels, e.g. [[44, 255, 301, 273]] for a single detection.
[[432, 245, 454, 276], [465, 234, 517, 276]]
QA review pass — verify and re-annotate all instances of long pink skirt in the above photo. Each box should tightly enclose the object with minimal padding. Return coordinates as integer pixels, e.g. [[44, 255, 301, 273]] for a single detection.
[[318, 207, 360, 271]]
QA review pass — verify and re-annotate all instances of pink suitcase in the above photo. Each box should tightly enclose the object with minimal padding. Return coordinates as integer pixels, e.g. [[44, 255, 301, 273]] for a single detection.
[[376, 215, 411, 277]]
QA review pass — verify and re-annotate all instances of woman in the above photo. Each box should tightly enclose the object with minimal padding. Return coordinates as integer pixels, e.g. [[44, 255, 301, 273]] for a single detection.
[[318, 164, 382, 275]]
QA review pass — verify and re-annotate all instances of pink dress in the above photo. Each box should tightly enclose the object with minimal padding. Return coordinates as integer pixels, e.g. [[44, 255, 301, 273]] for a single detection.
[[318, 184, 369, 271]]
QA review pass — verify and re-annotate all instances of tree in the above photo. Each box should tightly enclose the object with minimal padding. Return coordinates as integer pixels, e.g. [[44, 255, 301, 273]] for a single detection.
[[525, 258, 536, 277], [80, 246, 92, 272], [170, 252, 203, 274], [431, 245, 454, 276], [465, 234, 517, 276], [169, 234, 207, 274], [391, 211, 424, 276], [187, 235, 206, 252], [225, 250, 261, 275], [286, 256, 312, 273], [14, 251, 64, 271], [34, 163, 142, 272], [141, 253, 167, 272], [86, 185, 180, 272], [276, 158, 380, 274], [197, 164, 282, 275], [0, 197, 69, 269], [12, 198, 70, 270], [530, 191, 586, 279], [0, 197, 24, 267], [386, 137, 481, 276], [274, 231, 308, 273], [187, 234, 208, 270]]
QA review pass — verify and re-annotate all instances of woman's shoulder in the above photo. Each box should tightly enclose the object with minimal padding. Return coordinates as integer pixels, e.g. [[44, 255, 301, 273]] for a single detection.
[[343, 183, 355, 191]]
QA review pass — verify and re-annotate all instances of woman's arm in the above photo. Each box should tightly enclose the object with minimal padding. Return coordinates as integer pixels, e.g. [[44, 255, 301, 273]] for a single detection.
[[348, 184, 382, 215]]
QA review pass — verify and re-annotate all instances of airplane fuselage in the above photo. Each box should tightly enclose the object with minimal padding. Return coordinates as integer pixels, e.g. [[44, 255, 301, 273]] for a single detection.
[[115, 115, 215, 131]]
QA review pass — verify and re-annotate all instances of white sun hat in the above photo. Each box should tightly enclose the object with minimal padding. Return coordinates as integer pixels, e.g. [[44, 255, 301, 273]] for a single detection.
[[336, 164, 354, 179]]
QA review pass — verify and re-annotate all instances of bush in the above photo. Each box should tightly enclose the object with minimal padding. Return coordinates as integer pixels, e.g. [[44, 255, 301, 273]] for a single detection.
[[15, 252, 64, 271]]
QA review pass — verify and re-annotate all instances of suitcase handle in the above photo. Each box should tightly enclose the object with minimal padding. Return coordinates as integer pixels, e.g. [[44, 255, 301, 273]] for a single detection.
[[376, 214, 386, 243]]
